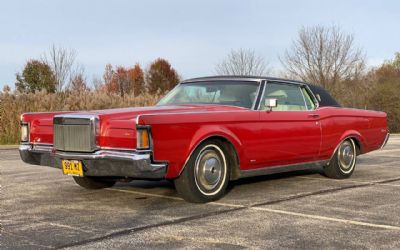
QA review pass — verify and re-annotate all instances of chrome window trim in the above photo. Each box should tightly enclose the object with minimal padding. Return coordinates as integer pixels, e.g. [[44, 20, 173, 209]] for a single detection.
[[256, 80, 267, 110], [300, 86, 309, 110], [303, 84, 320, 110], [258, 80, 320, 112], [182, 77, 265, 83], [158, 80, 263, 110], [250, 80, 264, 110]]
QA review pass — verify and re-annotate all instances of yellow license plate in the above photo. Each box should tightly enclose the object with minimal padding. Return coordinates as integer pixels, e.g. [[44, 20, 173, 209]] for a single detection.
[[62, 160, 83, 177]]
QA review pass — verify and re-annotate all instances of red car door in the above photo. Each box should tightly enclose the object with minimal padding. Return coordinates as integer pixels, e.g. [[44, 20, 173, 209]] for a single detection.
[[254, 82, 321, 168]]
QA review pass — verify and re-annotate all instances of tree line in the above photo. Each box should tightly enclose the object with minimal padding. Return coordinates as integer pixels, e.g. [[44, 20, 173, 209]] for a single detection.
[[10, 45, 180, 97], [1, 24, 400, 143]]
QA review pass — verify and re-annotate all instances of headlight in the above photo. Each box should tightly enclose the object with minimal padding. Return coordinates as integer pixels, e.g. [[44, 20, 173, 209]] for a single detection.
[[136, 127, 150, 150], [21, 123, 29, 142]]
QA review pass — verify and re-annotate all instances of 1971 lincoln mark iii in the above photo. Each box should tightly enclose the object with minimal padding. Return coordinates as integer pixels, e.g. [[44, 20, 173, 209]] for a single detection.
[[19, 76, 389, 202]]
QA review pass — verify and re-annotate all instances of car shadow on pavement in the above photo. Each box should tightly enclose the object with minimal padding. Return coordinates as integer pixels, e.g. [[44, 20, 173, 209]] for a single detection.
[[109, 167, 325, 199], [226, 167, 324, 194]]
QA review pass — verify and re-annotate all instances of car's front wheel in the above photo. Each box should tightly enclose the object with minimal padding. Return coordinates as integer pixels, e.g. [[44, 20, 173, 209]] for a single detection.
[[73, 176, 116, 189], [323, 138, 357, 179], [174, 140, 230, 203]]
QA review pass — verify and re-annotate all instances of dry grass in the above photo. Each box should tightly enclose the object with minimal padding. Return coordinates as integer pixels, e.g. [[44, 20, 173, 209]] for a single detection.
[[0, 91, 161, 144]]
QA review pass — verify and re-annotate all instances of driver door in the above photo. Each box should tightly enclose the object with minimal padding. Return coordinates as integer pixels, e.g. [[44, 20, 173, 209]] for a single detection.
[[255, 82, 321, 168]]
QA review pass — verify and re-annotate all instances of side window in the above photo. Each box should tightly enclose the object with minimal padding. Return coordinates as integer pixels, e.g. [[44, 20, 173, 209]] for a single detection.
[[301, 87, 316, 110], [260, 83, 307, 111]]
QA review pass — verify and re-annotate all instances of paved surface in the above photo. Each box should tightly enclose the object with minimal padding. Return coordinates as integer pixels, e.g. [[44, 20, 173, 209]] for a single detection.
[[1, 137, 400, 249]]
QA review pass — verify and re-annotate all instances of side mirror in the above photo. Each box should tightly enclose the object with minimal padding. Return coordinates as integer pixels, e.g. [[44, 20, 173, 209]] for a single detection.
[[265, 98, 277, 111]]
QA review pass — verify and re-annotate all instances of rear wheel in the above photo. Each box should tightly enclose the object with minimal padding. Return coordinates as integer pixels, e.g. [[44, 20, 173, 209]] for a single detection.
[[174, 140, 230, 203], [323, 139, 357, 179], [73, 176, 116, 189]]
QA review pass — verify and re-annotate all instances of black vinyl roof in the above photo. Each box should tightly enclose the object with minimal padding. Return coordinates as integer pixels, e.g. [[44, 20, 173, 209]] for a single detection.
[[183, 76, 341, 108], [306, 83, 341, 107]]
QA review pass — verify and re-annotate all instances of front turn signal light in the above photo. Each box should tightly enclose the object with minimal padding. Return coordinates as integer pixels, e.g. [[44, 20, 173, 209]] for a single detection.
[[21, 123, 29, 142], [137, 128, 150, 150]]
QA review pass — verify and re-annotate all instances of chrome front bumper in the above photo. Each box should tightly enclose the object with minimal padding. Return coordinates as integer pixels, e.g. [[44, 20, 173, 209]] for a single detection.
[[19, 144, 167, 179]]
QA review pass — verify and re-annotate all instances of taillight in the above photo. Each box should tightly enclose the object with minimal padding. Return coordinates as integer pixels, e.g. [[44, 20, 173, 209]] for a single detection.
[[21, 123, 29, 142]]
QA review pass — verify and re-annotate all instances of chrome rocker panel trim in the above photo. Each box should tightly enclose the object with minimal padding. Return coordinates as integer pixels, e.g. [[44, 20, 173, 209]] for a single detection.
[[239, 160, 329, 178], [19, 144, 167, 179]]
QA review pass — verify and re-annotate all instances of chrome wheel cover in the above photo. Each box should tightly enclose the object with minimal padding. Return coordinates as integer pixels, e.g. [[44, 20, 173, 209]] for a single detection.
[[194, 145, 227, 196], [337, 140, 356, 174]]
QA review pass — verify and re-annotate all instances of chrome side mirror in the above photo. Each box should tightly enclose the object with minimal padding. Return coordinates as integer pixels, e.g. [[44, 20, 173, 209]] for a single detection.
[[265, 98, 277, 111]]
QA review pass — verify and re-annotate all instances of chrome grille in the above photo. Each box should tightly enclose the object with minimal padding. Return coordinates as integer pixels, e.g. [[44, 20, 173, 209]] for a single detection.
[[53, 116, 97, 152]]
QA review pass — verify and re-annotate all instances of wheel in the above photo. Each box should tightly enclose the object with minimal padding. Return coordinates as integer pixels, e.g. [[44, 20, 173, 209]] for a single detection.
[[72, 176, 116, 189], [323, 139, 357, 179], [174, 140, 230, 203]]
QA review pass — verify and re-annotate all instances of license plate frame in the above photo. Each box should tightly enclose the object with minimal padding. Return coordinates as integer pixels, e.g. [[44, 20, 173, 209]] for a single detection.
[[62, 160, 84, 177]]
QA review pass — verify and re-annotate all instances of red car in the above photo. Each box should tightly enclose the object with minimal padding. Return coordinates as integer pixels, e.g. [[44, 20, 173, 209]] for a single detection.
[[19, 76, 389, 203]]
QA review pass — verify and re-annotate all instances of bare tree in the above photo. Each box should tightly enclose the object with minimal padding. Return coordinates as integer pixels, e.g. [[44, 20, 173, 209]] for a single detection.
[[43, 44, 77, 92], [216, 48, 269, 76], [2, 85, 11, 93], [103, 64, 114, 86], [68, 65, 88, 92], [280, 25, 366, 93], [92, 76, 104, 91]]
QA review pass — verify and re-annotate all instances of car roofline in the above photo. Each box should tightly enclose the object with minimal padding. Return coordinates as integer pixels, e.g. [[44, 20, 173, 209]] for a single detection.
[[181, 75, 309, 86], [179, 75, 340, 108]]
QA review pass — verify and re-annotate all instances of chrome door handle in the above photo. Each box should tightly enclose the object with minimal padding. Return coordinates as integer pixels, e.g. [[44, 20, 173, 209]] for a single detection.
[[308, 114, 320, 118]]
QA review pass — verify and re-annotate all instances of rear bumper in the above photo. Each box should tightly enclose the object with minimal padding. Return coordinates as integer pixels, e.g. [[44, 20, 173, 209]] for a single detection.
[[19, 144, 167, 179]]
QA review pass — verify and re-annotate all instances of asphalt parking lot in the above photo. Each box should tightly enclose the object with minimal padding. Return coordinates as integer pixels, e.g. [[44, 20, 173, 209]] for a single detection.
[[1, 137, 400, 249]]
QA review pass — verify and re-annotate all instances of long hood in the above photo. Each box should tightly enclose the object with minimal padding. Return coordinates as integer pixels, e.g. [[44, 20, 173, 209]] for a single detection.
[[21, 105, 247, 149], [79, 105, 246, 149], [70, 105, 246, 120]]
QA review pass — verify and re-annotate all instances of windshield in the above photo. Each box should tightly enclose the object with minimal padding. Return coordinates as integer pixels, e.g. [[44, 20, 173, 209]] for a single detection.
[[157, 81, 260, 109]]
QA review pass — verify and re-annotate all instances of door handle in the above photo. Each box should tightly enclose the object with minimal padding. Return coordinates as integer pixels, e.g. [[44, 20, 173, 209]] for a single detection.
[[308, 114, 320, 118]]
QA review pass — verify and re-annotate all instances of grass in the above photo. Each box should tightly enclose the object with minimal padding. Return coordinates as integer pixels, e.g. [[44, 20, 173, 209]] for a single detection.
[[0, 90, 161, 145]]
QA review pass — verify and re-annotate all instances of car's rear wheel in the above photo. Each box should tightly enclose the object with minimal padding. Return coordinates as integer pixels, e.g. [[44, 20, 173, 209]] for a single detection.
[[72, 176, 116, 189], [323, 138, 357, 179], [174, 140, 230, 203]]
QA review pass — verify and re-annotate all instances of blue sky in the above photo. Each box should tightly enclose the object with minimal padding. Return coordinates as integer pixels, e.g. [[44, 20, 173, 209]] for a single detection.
[[0, 0, 399, 89]]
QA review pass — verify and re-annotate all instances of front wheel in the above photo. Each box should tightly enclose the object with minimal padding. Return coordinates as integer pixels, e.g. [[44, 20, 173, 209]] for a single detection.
[[323, 139, 357, 179], [174, 140, 230, 203], [73, 176, 116, 189]]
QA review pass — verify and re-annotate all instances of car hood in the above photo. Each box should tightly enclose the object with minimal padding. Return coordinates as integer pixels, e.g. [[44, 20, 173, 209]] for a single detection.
[[22, 105, 247, 148], [88, 105, 248, 149], [72, 104, 247, 120]]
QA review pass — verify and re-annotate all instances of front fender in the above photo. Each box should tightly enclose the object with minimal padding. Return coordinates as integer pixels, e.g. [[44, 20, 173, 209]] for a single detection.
[[173, 125, 245, 177]]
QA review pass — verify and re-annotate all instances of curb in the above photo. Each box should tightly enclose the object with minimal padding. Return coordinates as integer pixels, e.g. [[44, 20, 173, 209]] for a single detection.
[[0, 145, 19, 150]]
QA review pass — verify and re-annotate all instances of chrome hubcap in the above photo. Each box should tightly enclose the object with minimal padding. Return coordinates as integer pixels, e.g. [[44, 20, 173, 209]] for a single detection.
[[195, 147, 225, 193], [338, 140, 355, 172]]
